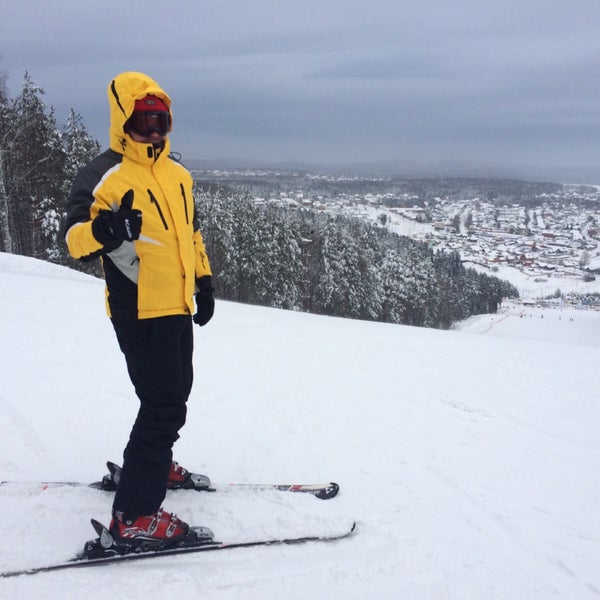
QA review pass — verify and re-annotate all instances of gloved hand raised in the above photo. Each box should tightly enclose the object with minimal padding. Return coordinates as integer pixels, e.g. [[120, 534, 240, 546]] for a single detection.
[[193, 276, 215, 326], [92, 189, 142, 249]]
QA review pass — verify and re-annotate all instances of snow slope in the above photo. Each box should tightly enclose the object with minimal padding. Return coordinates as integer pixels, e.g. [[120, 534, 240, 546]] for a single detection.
[[0, 252, 599, 599]]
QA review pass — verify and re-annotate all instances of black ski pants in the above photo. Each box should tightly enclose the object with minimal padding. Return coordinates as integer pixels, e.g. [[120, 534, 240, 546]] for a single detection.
[[110, 314, 194, 520]]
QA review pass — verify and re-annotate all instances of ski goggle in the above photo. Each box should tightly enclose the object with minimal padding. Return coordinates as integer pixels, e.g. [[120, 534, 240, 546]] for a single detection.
[[125, 111, 171, 137]]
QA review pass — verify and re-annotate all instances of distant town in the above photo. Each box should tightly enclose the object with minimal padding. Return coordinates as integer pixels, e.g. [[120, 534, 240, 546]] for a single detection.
[[194, 168, 600, 304]]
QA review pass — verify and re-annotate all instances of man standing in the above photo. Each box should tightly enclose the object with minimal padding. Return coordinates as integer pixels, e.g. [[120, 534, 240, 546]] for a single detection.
[[65, 72, 214, 548]]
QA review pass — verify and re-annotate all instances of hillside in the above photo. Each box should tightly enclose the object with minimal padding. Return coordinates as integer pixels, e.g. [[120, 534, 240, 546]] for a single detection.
[[0, 252, 599, 599]]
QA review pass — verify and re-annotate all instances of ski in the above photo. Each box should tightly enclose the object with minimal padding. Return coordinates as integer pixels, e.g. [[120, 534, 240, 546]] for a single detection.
[[1, 461, 340, 500], [0, 520, 356, 578]]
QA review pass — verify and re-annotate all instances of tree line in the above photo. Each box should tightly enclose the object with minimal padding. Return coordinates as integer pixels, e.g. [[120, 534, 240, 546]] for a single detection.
[[0, 70, 518, 329], [196, 187, 518, 329]]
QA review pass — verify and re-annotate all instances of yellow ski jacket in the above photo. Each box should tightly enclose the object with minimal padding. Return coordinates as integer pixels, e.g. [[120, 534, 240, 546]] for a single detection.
[[65, 72, 211, 319]]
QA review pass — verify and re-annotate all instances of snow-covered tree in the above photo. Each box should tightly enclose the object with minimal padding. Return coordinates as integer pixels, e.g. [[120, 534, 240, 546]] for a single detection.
[[2, 73, 66, 258], [62, 109, 100, 193], [0, 63, 11, 253]]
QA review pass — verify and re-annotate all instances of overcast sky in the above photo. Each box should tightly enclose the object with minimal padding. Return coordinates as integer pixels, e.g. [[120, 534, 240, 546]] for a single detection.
[[2, 0, 600, 179]]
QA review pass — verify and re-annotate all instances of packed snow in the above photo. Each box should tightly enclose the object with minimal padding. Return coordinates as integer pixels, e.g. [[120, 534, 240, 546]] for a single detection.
[[0, 252, 599, 599]]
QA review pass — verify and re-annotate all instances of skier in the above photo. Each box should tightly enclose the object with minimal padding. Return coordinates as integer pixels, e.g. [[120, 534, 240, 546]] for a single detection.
[[64, 71, 214, 549]]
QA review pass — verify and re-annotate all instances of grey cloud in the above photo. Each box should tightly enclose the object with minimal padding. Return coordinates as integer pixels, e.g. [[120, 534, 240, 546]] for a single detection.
[[2, 0, 600, 178]]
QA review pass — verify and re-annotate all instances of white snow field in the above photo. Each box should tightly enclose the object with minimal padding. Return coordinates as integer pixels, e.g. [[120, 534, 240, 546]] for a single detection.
[[0, 252, 599, 599]]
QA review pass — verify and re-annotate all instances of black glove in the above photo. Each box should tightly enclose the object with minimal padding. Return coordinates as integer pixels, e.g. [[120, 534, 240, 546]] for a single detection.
[[92, 189, 142, 249], [193, 276, 215, 326]]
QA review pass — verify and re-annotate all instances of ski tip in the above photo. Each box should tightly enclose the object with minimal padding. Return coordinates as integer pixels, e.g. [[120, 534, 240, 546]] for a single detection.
[[315, 482, 340, 500]]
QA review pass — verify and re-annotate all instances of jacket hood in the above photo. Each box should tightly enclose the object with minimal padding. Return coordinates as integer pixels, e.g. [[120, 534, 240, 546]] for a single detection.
[[107, 72, 172, 158]]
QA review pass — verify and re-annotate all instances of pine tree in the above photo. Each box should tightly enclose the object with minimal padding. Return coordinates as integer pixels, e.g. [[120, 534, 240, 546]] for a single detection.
[[57, 109, 102, 269], [260, 206, 302, 309], [3, 73, 66, 258], [62, 109, 101, 194], [0, 62, 11, 253], [312, 216, 365, 318]]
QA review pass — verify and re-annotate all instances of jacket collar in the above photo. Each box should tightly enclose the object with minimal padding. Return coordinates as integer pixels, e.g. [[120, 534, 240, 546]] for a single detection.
[[113, 134, 171, 166]]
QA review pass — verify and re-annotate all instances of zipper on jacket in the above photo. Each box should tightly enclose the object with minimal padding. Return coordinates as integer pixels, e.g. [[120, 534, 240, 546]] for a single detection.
[[147, 189, 169, 230], [180, 183, 190, 225]]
